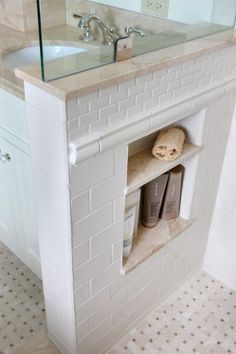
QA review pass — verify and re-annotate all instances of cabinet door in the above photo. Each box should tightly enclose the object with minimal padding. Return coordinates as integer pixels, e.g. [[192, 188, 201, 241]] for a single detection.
[[0, 139, 19, 255], [0, 136, 41, 277]]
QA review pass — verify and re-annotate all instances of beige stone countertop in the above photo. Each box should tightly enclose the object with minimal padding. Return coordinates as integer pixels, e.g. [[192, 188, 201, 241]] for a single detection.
[[0, 21, 235, 101], [15, 28, 236, 101]]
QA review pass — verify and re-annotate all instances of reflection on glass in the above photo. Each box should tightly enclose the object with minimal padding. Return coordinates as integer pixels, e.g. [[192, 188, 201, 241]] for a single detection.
[[36, 0, 115, 81], [36, 0, 236, 82]]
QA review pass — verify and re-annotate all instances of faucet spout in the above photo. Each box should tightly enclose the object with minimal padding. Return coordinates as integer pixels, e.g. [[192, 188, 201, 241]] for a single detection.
[[79, 14, 114, 45]]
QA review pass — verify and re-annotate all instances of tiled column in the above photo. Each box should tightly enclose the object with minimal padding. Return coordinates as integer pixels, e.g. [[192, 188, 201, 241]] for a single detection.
[[24, 83, 77, 354], [70, 145, 128, 353]]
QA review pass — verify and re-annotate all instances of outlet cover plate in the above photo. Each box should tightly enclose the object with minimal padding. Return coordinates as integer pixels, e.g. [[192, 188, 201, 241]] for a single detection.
[[141, 0, 169, 18]]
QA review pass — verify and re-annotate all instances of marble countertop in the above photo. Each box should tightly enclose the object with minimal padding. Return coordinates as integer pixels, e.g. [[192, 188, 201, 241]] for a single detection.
[[0, 22, 235, 101]]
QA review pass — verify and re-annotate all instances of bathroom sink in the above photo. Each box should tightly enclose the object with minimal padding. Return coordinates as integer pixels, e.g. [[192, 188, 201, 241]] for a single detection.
[[3, 45, 88, 69]]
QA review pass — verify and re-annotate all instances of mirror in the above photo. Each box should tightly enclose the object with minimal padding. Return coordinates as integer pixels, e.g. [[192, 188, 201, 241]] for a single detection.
[[89, 0, 236, 26]]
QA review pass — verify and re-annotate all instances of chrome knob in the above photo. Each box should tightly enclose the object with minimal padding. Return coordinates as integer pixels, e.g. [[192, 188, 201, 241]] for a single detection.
[[0, 149, 10, 163]]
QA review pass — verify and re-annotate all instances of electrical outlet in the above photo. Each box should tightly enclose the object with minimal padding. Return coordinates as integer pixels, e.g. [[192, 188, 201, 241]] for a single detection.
[[141, 0, 169, 18]]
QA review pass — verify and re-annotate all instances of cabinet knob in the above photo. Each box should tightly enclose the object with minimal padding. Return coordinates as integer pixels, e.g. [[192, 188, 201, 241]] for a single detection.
[[0, 149, 10, 163]]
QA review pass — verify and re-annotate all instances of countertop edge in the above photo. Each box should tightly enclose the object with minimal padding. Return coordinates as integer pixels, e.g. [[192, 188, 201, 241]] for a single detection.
[[15, 31, 236, 101]]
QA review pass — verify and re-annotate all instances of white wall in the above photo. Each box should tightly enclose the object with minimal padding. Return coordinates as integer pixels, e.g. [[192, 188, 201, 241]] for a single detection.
[[91, 0, 214, 24], [212, 0, 236, 26], [204, 101, 236, 291]]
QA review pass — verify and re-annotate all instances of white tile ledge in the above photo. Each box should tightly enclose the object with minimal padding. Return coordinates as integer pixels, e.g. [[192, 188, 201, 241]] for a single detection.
[[69, 77, 236, 167]]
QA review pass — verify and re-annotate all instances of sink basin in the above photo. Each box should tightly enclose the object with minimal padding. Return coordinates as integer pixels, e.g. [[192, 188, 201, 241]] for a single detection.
[[3, 45, 88, 69]]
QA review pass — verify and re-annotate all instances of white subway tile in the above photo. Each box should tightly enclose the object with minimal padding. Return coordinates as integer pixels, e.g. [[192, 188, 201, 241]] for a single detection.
[[76, 317, 90, 340], [144, 97, 159, 110], [90, 96, 109, 111], [46, 117, 69, 184], [76, 286, 110, 323], [33, 167, 71, 237], [90, 172, 126, 212], [71, 191, 90, 223], [68, 118, 78, 132], [27, 105, 69, 184], [115, 145, 128, 174], [89, 118, 107, 133], [75, 282, 90, 307], [119, 97, 135, 111], [176, 67, 190, 79], [145, 78, 161, 90], [91, 260, 121, 296], [127, 103, 144, 117], [27, 106, 48, 171], [112, 241, 123, 262], [70, 150, 115, 196], [136, 92, 152, 104], [110, 90, 128, 104], [159, 92, 173, 105], [152, 85, 167, 98], [77, 318, 111, 352], [128, 83, 145, 97], [73, 240, 90, 268], [109, 111, 127, 124], [91, 288, 127, 330], [73, 202, 113, 245], [79, 111, 98, 127], [113, 196, 125, 222], [100, 103, 118, 119], [160, 72, 176, 85], [78, 91, 98, 104], [39, 220, 72, 280], [68, 102, 89, 119], [90, 221, 123, 258], [74, 249, 112, 285]]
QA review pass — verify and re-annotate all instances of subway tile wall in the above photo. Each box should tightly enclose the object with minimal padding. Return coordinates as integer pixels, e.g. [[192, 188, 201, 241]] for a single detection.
[[67, 45, 236, 142], [24, 83, 77, 354], [68, 44, 236, 352], [24, 42, 236, 354]]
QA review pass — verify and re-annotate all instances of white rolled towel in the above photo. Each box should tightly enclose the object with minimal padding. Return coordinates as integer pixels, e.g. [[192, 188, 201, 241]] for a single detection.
[[152, 128, 185, 161]]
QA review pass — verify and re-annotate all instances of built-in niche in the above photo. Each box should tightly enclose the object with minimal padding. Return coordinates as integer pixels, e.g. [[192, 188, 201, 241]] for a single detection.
[[122, 110, 206, 274]]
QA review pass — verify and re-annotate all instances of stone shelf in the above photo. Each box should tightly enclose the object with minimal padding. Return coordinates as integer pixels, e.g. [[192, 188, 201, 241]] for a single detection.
[[122, 217, 193, 275], [127, 142, 202, 195]]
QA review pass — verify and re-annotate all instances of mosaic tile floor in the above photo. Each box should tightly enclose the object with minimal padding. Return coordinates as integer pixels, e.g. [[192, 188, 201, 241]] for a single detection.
[[0, 241, 47, 354], [109, 272, 236, 354]]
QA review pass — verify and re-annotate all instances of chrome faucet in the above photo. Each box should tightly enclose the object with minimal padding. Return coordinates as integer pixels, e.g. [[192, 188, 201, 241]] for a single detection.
[[74, 13, 114, 45], [125, 26, 149, 37]]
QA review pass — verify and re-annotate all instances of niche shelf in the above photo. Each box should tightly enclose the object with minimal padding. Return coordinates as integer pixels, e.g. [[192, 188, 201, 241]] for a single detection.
[[122, 110, 206, 275], [122, 217, 193, 275], [127, 141, 202, 195]]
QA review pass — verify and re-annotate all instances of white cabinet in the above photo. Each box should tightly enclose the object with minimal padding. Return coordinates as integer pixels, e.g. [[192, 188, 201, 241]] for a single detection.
[[0, 89, 41, 278]]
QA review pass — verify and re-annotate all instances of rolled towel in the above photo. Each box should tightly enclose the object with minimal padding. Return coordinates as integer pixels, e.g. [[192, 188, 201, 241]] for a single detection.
[[152, 128, 185, 161]]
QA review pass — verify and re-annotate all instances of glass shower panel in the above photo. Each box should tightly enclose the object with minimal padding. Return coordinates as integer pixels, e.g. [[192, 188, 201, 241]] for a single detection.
[[36, 0, 115, 81], [131, 0, 236, 58], [36, 0, 236, 82]]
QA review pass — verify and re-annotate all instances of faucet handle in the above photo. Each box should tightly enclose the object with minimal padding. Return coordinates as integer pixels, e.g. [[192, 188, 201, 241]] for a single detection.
[[73, 13, 83, 19]]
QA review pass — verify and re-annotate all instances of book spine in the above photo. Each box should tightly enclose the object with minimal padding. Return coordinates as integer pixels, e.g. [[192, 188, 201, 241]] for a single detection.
[[161, 165, 184, 220], [142, 173, 169, 228]]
